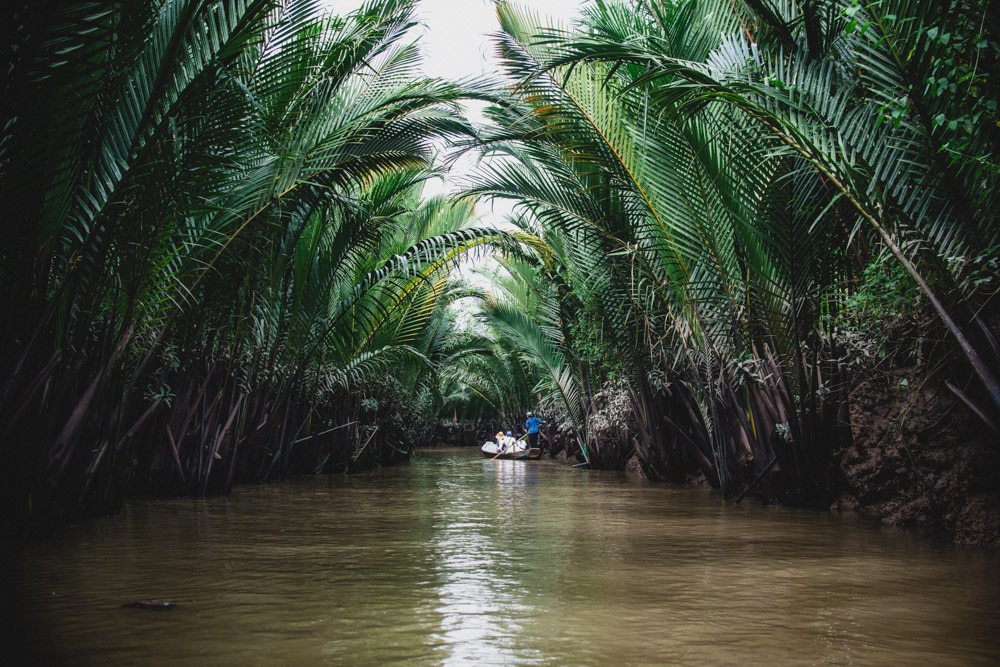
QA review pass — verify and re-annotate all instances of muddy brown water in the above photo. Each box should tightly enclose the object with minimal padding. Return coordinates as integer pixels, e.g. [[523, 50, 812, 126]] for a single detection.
[[2, 447, 998, 666]]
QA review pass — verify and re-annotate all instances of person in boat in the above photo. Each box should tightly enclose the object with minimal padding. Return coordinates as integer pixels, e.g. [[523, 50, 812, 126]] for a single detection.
[[524, 411, 544, 450], [496, 430, 519, 452]]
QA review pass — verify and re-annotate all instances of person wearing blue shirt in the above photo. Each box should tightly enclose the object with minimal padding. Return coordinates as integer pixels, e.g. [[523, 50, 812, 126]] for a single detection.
[[524, 411, 544, 449]]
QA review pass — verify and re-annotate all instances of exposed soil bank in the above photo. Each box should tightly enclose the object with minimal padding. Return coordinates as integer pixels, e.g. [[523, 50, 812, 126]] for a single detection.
[[531, 367, 999, 549], [836, 368, 1000, 548]]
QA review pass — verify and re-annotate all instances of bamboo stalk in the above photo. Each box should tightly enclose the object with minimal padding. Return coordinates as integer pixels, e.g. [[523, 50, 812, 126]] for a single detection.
[[352, 426, 379, 463], [735, 456, 779, 503], [114, 397, 163, 457], [165, 425, 187, 489], [293, 421, 358, 443], [0, 350, 63, 451], [201, 394, 244, 495], [48, 326, 133, 484]]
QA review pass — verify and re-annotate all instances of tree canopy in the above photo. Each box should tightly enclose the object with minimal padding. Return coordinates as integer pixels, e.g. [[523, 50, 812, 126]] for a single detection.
[[1, 0, 996, 534]]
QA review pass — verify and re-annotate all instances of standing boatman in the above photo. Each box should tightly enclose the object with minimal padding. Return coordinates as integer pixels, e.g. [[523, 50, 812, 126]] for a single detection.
[[524, 411, 544, 450]]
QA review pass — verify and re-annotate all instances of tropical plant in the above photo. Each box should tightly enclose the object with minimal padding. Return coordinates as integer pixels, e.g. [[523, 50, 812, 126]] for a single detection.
[[545, 0, 1000, 424], [456, 1, 903, 504], [460, 0, 998, 503], [0, 0, 524, 533]]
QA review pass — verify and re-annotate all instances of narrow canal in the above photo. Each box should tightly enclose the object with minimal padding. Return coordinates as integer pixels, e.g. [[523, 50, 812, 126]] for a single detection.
[[3, 447, 998, 665]]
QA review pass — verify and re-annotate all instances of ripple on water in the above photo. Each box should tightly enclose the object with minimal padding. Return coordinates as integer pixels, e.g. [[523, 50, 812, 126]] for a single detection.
[[3, 448, 999, 666]]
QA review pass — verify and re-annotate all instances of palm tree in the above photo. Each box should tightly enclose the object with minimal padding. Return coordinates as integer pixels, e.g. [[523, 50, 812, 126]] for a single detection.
[[0, 0, 529, 532], [459, 1, 867, 500], [466, 0, 997, 502], [2, 0, 293, 531], [545, 0, 1000, 424]]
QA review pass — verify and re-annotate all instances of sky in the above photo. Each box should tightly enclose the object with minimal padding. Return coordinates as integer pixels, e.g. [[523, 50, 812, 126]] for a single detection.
[[319, 0, 585, 198], [318, 1, 586, 310], [321, 0, 583, 80], [403, 0, 582, 81]]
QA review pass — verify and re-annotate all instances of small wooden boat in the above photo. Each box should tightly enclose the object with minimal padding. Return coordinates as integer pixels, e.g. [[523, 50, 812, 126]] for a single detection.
[[481, 440, 541, 460]]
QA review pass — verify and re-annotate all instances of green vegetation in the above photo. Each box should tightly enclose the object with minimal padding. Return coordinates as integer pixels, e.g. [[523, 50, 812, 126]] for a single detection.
[[0, 0, 523, 533], [1, 0, 997, 538], [465, 0, 998, 503]]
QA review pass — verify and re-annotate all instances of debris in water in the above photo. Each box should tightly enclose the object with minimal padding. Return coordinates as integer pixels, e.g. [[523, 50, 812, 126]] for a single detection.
[[122, 600, 176, 610]]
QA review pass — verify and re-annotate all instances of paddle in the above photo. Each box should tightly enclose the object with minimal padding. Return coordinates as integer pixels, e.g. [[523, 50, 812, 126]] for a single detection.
[[491, 438, 513, 459], [490, 435, 504, 459], [492, 436, 526, 459], [490, 433, 506, 459]]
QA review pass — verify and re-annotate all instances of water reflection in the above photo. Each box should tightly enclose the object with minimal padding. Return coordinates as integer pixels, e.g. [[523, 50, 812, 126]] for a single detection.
[[2, 448, 999, 666], [428, 460, 540, 665]]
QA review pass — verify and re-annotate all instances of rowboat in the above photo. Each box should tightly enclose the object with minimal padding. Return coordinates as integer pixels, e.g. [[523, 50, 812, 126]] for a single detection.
[[481, 440, 541, 460]]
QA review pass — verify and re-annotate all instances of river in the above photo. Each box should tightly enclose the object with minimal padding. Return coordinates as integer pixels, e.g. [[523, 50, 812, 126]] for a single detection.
[[2, 447, 998, 665]]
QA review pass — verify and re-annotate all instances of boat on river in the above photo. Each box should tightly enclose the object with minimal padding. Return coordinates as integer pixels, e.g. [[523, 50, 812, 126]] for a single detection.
[[481, 439, 541, 460]]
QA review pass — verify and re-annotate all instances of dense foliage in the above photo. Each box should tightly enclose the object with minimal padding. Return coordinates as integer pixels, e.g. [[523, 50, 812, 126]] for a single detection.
[[0, 0, 529, 534], [461, 0, 998, 502], [1, 0, 996, 536]]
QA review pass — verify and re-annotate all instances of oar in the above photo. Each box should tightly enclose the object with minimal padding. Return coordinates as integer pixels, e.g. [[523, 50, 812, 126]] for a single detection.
[[493, 438, 531, 458], [491, 440, 507, 459], [491, 436, 526, 459]]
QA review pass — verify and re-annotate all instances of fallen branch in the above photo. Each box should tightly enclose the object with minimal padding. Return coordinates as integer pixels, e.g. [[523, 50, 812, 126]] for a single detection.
[[735, 455, 779, 503]]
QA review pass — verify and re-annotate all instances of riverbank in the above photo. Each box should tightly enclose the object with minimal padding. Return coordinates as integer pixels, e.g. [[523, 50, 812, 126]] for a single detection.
[[837, 367, 1000, 548], [531, 366, 1000, 549], [5, 448, 998, 666]]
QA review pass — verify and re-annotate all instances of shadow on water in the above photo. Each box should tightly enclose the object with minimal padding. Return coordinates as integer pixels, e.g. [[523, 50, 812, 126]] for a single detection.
[[2, 447, 999, 665]]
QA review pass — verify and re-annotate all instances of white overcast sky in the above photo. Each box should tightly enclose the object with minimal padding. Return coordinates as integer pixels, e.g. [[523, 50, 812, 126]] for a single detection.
[[319, 0, 585, 208], [317, 1, 585, 298], [320, 0, 583, 80]]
